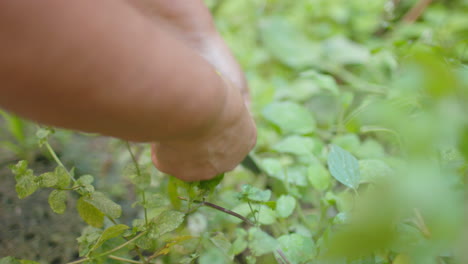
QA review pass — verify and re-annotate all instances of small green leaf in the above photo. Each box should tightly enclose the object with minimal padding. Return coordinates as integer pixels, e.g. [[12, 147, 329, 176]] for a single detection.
[[210, 233, 233, 258], [276, 195, 296, 218], [359, 160, 393, 183], [276, 234, 315, 263], [36, 127, 54, 146], [199, 173, 224, 193], [322, 36, 370, 65], [260, 17, 320, 68], [327, 145, 360, 189], [54, 166, 71, 189], [262, 102, 315, 135], [36, 172, 57, 188], [19, 261, 40, 264], [307, 163, 331, 191], [92, 224, 129, 250], [301, 70, 340, 95], [238, 184, 271, 202], [77, 175, 94, 185], [199, 247, 228, 264], [83, 192, 122, 219], [248, 228, 278, 256], [272, 136, 315, 156], [77, 197, 105, 228], [124, 164, 151, 188], [258, 205, 277, 225], [77, 226, 102, 257], [48, 190, 67, 214], [150, 210, 185, 237], [230, 229, 248, 256], [0, 257, 21, 264], [10, 160, 37, 199]]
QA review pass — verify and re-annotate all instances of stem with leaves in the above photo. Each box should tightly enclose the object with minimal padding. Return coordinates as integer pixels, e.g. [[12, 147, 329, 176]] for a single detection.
[[178, 197, 292, 264], [67, 231, 148, 264], [44, 141, 76, 183], [126, 141, 149, 226]]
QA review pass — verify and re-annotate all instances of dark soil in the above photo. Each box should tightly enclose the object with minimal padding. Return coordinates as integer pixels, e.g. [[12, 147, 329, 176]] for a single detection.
[[0, 163, 84, 263]]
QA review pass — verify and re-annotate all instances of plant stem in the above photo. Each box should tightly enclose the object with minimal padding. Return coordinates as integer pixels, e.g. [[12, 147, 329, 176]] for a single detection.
[[45, 141, 76, 183], [95, 231, 148, 258], [178, 197, 255, 226], [126, 141, 149, 226], [67, 231, 147, 264], [247, 201, 258, 225], [108, 255, 144, 264], [402, 0, 432, 23], [276, 248, 292, 264]]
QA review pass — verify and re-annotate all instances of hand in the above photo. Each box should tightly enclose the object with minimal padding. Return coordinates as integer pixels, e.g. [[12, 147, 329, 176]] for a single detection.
[[126, 0, 256, 180], [151, 77, 256, 181], [126, 0, 250, 103]]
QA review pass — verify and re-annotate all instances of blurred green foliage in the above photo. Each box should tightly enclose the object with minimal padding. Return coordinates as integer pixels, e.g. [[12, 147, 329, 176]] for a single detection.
[[3, 0, 468, 263]]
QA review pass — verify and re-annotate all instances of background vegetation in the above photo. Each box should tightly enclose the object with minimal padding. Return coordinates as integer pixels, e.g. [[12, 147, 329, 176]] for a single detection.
[[1, 0, 467, 263]]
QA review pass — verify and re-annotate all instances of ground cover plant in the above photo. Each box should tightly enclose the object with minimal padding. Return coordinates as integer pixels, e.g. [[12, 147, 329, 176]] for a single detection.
[[1, 0, 468, 263]]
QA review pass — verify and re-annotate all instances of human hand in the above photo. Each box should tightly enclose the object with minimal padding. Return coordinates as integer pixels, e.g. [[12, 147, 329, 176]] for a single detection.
[[126, 0, 256, 180], [151, 77, 256, 181], [126, 0, 250, 103]]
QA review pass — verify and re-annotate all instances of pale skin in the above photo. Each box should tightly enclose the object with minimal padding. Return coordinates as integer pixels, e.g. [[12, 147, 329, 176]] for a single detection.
[[0, 0, 257, 181]]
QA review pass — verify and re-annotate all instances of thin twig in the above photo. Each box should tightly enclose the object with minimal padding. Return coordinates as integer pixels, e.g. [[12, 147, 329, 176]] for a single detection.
[[178, 197, 255, 226], [108, 255, 143, 264], [276, 248, 292, 264], [67, 232, 147, 264], [45, 142, 76, 183], [402, 0, 432, 23], [126, 141, 148, 226], [95, 231, 148, 258]]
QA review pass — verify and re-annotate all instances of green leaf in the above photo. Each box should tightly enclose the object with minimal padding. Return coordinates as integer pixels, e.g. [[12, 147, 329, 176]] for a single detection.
[[77, 226, 102, 257], [327, 145, 360, 189], [331, 134, 361, 154], [48, 190, 67, 214], [262, 102, 315, 135], [322, 36, 370, 65], [210, 233, 233, 258], [19, 261, 40, 264], [54, 166, 71, 189], [248, 228, 278, 256], [83, 192, 122, 219], [260, 17, 320, 68], [276, 234, 315, 263], [261, 159, 309, 187], [77, 174, 94, 185], [150, 210, 185, 237], [0, 258, 39, 264], [93, 224, 129, 250], [300, 70, 340, 95], [198, 173, 225, 193], [307, 163, 331, 191], [276, 195, 296, 218], [359, 159, 393, 183], [199, 247, 228, 264], [238, 184, 271, 202], [258, 205, 277, 225], [230, 229, 248, 256], [124, 164, 151, 188], [272, 136, 315, 156], [10, 160, 37, 199], [36, 127, 54, 146], [0, 257, 21, 264], [77, 197, 105, 228], [36, 172, 57, 188]]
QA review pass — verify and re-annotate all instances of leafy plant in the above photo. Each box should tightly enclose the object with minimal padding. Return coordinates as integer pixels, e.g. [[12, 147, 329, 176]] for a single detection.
[[2, 0, 468, 263]]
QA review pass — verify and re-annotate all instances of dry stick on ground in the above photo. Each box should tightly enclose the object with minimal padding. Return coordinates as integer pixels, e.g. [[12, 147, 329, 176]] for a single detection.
[[402, 0, 433, 23], [178, 197, 292, 264]]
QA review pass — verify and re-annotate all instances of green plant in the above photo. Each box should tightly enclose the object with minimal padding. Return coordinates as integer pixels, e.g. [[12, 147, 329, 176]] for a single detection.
[[2, 0, 468, 263]]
